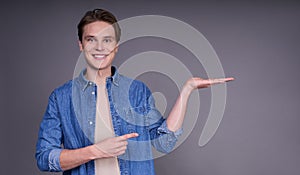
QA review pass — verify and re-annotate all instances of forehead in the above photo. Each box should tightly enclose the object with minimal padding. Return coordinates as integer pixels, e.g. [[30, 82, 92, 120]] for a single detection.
[[83, 21, 115, 37]]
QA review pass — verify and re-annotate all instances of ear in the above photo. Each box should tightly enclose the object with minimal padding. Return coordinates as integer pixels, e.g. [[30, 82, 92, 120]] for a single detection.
[[114, 43, 119, 52], [78, 40, 83, 51], [115, 45, 119, 52]]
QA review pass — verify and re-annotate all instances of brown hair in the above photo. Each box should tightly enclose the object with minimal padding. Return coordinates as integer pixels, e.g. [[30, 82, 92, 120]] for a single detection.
[[77, 9, 121, 43]]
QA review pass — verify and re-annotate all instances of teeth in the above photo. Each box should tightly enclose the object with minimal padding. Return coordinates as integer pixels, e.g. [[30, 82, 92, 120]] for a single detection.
[[94, 54, 106, 59]]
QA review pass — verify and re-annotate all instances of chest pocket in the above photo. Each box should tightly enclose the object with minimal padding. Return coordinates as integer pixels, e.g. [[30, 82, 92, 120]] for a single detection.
[[123, 106, 149, 140]]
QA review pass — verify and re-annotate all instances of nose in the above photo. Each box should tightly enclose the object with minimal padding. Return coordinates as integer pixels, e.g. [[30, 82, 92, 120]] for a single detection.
[[95, 41, 104, 51]]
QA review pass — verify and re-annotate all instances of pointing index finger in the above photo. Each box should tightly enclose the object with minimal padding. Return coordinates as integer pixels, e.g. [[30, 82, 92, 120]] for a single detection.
[[224, 77, 235, 82], [119, 133, 139, 140]]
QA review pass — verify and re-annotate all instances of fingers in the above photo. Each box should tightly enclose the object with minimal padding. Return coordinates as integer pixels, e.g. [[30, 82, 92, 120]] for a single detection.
[[119, 133, 139, 140], [93, 133, 139, 159], [113, 149, 126, 157], [223, 77, 235, 82], [110, 143, 128, 157], [113, 133, 138, 156], [94, 139, 128, 157], [108, 133, 137, 156], [208, 77, 235, 84]]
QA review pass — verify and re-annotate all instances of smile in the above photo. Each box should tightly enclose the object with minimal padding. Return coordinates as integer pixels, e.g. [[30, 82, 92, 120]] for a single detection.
[[92, 54, 108, 60]]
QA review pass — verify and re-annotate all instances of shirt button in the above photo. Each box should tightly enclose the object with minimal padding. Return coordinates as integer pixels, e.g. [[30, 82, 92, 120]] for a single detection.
[[89, 121, 93, 125], [89, 82, 93, 85], [91, 92, 95, 95]]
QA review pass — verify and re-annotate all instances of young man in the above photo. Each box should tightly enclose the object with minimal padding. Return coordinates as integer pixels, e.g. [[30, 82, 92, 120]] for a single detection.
[[35, 9, 233, 175]]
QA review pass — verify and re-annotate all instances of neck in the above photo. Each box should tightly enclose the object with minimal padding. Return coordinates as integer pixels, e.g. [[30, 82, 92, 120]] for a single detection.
[[85, 67, 112, 86]]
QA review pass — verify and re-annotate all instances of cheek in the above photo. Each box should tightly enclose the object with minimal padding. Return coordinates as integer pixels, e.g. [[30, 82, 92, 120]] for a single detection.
[[84, 43, 96, 52], [107, 53, 116, 63], [108, 53, 115, 60]]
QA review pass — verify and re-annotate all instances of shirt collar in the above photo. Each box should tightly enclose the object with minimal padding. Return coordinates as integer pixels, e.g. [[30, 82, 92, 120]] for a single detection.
[[111, 66, 120, 86], [78, 66, 120, 91]]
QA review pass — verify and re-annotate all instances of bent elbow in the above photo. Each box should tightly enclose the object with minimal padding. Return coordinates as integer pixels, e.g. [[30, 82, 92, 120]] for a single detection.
[[35, 149, 62, 172], [36, 152, 50, 171]]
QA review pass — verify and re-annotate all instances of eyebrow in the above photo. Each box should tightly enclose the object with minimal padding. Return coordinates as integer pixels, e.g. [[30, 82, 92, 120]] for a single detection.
[[83, 35, 115, 41], [103, 36, 115, 39], [84, 35, 96, 40], [84, 35, 114, 38]]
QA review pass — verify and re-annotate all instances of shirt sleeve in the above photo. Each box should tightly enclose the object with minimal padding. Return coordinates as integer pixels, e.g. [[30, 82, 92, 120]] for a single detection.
[[35, 91, 63, 172], [145, 87, 183, 153]]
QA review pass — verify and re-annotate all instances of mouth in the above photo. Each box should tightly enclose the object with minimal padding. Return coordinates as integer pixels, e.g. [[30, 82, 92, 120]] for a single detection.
[[92, 54, 109, 60]]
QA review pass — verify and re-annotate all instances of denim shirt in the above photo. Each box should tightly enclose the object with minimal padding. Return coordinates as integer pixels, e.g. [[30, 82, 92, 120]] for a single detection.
[[35, 67, 182, 175]]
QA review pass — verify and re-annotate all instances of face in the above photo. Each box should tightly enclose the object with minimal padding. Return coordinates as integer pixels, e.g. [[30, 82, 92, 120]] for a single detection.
[[79, 21, 118, 72]]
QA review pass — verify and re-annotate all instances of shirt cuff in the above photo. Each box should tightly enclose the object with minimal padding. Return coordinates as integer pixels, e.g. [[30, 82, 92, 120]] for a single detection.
[[157, 120, 183, 138], [48, 149, 62, 172]]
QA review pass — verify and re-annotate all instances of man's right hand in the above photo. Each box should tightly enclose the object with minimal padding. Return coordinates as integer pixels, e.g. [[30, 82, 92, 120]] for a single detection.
[[93, 133, 139, 158]]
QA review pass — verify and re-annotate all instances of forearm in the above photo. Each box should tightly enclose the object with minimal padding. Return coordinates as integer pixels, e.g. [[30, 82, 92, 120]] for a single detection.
[[60, 133, 135, 171], [60, 145, 99, 171], [166, 85, 192, 131]]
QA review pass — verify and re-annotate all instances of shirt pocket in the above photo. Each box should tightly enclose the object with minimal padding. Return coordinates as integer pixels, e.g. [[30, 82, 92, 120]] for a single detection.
[[124, 106, 149, 140], [120, 107, 153, 161]]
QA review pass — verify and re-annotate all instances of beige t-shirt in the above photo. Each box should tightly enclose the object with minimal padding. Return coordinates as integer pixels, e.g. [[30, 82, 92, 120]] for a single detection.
[[94, 84, 120, 175]]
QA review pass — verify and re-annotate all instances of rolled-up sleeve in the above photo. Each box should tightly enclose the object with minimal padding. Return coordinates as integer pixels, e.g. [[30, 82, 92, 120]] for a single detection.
[[145, 88, 183, 153], [35, 91, 63, 172], [157, 120, 183, 138], [149, 119, 183, 153]]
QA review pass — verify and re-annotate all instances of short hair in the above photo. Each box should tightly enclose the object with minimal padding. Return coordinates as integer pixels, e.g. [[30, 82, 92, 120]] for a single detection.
[[77, 9, 121, 43]]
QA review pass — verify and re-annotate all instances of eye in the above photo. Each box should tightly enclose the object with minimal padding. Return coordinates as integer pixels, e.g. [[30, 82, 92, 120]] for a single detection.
[[87, 37, 95, 42], [103, 38, 112, 43]]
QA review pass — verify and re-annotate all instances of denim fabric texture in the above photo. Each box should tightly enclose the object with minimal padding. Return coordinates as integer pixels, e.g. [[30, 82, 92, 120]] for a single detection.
[[36, 67, 182, 175]]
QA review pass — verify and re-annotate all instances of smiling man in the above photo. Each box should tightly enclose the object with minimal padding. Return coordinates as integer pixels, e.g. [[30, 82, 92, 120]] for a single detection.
[[35, 8, 234, 175]]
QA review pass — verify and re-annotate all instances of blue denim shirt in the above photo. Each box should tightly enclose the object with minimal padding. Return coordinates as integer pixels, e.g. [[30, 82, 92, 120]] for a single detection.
[[36, 67, 182, 175]]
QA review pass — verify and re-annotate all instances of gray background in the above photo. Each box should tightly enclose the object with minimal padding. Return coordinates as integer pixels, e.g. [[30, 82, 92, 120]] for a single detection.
[[1, 0, 300, 174]]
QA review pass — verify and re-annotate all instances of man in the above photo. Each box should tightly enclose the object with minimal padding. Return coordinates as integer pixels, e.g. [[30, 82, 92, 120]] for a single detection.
[[35, 8, 234, 175]]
